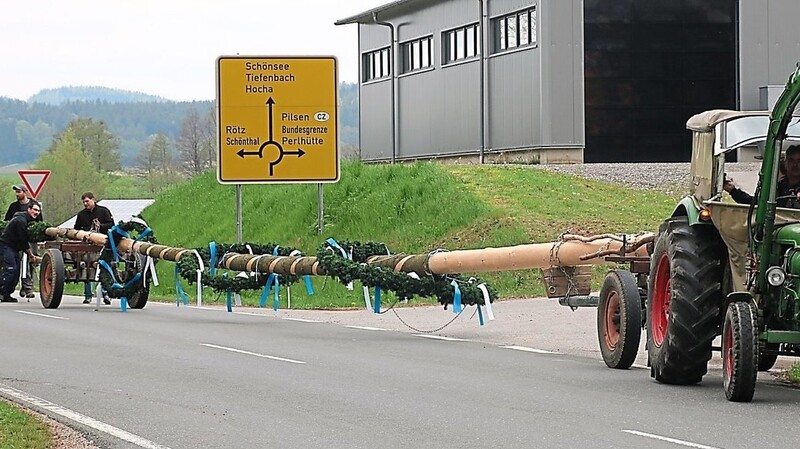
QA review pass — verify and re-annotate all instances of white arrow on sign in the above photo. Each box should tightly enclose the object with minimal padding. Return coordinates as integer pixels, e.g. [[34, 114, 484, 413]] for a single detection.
[[18, 170, 52, 199]]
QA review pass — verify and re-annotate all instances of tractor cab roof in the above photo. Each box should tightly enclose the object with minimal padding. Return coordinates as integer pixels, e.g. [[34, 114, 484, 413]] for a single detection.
[[687, 109, 800, 155]]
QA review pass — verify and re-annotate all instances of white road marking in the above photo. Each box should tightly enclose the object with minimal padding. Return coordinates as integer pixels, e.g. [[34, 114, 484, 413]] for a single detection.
[[201, 343, 305, 364], [0, 383, 170, 449], [622, 430, 721, 449], [15, 310, 67, 320], [283, 317, 323, 323], [233, 311, 268, 317], [631, 363, 648, 370], [500, 345, 556, 354], [344, 325, 388, 331], [414, 334, 471, 342]]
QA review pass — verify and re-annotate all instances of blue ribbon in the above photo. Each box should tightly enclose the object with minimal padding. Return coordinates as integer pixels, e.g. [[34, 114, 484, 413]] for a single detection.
[[373, 286, 382, 313], [272, 275, 280, 311], [174, 265, 189, 306], [477, 304, 484, 326], [209, 242, 217, 276], [260, 274, 275, 307], [326, 238, 348, 259], [107, 226, 132, 263], [107, 230, 120, 262], [450, 280, 462, 313], [135, 227, 152, 241], [273, 246, 280, 256], [97, 260, 123, 290], [303, 275, 314, 295], [121, 297, 128, 312], [226, 289, 232, 312]]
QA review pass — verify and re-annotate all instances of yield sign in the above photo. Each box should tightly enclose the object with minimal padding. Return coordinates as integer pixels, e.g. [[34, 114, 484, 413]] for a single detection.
[[18, 170, 51, 198]]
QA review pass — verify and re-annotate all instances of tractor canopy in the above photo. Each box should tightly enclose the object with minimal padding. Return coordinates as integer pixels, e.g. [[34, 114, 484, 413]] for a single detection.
[[687, 110, 800, 203]]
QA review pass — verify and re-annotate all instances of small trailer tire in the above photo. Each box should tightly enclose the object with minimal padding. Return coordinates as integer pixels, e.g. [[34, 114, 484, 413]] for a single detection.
[[597, 270, 642, 369], [40, 249, 65, 309]]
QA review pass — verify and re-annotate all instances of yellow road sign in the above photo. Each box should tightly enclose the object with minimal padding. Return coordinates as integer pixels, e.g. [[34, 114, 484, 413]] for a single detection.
[[216, 56, 339, 184]]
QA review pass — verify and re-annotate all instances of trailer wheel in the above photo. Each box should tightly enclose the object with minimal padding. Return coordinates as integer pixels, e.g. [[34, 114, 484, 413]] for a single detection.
[[722, 301, 758, 402], [40, 249, 65, 309], [647, 217, 722, 385], [597, 270, 641, 369]]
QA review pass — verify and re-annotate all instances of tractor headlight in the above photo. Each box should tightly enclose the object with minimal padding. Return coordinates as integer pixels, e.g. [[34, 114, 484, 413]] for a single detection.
[[766, 266, 787, 287]]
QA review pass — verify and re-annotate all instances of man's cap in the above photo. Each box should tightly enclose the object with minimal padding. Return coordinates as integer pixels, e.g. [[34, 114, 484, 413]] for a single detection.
[[12, 185, 28, 193]]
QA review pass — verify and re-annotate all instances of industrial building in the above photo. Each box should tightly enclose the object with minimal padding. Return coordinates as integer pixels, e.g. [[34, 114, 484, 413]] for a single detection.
[[336, 0, 800, 163]]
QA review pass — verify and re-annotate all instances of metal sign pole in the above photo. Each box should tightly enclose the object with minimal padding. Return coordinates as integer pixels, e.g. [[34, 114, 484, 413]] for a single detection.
[[317, 183, 324, 234], [236, 184, 243, 243]]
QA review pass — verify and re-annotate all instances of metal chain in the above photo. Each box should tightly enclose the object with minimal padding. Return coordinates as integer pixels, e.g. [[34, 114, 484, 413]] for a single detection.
[[389, 304, 466, 333], [550, 231, 580, 299]]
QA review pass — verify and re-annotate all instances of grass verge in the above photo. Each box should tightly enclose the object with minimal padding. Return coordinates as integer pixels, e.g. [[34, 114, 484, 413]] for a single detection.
[[0, 401, 51, 449]]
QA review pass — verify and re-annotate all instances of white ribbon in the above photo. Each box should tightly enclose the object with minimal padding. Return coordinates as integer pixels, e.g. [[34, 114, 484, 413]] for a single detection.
[[192, 249, 205, 307], [20, 253, 27, 279], [477, 283, 495, 321]]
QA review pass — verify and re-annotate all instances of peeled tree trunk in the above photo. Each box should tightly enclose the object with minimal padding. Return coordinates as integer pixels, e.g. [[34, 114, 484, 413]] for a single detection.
[[44, 227, 653, 276]]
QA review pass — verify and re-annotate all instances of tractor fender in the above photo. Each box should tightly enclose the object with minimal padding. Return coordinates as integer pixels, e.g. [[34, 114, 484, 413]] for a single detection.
[[670, 196, 705, 226], [723, 291, 756, 326]]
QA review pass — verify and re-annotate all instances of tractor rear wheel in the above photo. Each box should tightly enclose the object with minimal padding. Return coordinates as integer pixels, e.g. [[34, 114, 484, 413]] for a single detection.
[[647, 217, 722, 385], [39, 249, 65, 309], [597, 270, 641, 369], [722, 301, 758, 402]]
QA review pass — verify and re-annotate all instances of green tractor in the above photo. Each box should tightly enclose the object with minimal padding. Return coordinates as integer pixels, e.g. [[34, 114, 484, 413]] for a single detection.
[[649, 65, 800, 402]]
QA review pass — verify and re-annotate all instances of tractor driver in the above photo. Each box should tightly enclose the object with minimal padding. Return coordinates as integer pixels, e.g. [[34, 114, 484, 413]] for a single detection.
[[724, 144, 800, 208]]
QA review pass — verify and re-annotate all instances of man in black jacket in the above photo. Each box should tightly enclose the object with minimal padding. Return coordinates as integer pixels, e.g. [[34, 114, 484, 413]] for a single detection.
[[4, 185, 43, 299], [725, 144, 800, 207], [0, 202, 41, 302], [73, 192, 114, 304]]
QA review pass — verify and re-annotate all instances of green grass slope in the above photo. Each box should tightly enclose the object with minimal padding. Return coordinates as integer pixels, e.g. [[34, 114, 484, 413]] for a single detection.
[[142, 161, 678, 308]]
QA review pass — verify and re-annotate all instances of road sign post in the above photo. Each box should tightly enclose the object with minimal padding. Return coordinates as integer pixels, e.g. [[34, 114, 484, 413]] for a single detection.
[[216, 56, 339, 184]]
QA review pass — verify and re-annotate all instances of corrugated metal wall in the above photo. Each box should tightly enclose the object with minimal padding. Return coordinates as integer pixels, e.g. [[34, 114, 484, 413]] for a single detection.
[[739, 0, 800, 110], [356, 0, 584, 161]]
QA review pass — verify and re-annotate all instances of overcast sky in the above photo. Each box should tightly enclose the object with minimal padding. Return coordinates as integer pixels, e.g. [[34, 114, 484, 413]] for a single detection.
[[1, 0, 388, 102]]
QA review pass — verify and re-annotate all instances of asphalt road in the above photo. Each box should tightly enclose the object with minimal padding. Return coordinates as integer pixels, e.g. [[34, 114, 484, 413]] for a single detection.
[[1, 294, 799, 449]]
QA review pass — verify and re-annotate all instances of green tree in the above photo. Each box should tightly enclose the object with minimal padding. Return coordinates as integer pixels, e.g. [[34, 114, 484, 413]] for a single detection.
[[137, 133, 180, 194], [35, 128, 107, 224], [51, 118, 122, 172], [177, 108, 204, 176], [201, 105, 217, 169]]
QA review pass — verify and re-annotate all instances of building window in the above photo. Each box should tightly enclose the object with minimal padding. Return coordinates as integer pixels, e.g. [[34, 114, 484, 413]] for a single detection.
[[492, 7, 537, 53], [362, 47, 391, 82], [400, 36, 433, 74], [443, 23, 480, 64]]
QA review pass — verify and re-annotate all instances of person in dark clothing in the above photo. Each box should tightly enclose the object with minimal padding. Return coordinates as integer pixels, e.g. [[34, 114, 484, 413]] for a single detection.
[[725, 144, 800, 207], [73, 192, 114, 304], [4, 185, 43, 299], [0, 202, 41, 302]]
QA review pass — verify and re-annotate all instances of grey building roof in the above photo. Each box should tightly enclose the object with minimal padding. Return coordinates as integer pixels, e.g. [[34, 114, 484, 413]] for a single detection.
[[335, 0, 424, 25], [59, 199, 155, 229]]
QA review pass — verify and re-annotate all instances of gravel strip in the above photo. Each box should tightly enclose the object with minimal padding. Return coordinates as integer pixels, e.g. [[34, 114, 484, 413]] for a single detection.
[[530, 162, 761, 195]]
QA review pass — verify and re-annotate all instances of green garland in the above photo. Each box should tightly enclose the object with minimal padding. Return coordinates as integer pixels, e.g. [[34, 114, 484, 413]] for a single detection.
[[175, 243, 303, 293], [0, 220, 56, 242], [316, 240, 498, 307]]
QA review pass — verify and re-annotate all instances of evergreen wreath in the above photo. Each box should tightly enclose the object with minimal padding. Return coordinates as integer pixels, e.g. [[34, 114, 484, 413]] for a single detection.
[[175, 243, 303, 293], [316, 240, 498, 307]]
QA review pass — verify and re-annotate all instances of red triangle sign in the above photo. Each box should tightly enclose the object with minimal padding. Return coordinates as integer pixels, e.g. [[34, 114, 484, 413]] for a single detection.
[[18, 170, 52, 199]]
